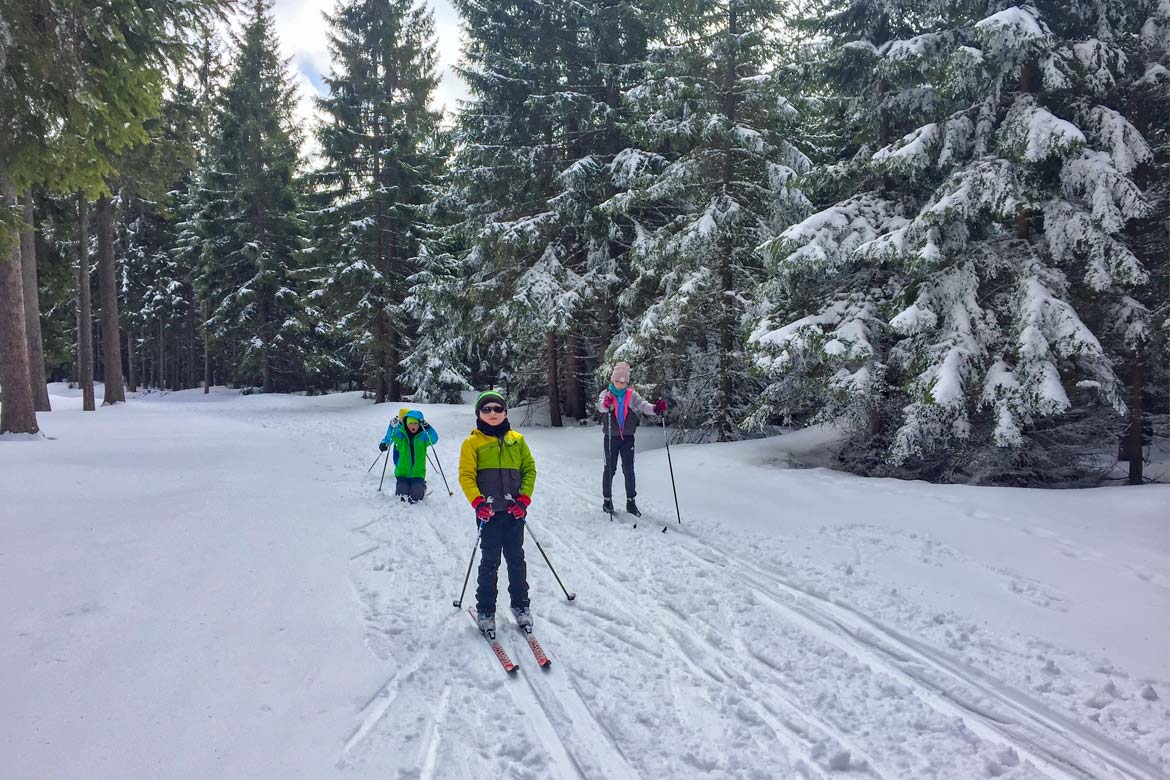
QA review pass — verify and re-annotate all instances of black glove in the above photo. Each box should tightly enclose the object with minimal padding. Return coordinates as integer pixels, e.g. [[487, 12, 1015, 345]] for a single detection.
[[379, 442, 388, 452], [390, 417, 400, 427], [421, 421, 430, 429]]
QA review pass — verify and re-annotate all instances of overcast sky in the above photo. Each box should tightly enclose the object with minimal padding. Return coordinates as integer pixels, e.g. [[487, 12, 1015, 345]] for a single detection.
[[261, 0, 471, 151]]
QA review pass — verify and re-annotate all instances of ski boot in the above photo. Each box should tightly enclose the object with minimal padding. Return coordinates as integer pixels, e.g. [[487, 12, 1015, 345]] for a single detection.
[[512, 606, 533, 629], [476, 612, 496, 634], [602, 497, 614, 513], [626, 499, 642, 517]]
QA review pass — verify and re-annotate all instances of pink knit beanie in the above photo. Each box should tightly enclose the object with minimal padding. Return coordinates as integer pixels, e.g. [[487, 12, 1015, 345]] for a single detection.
[[610, 362, 631, 383]]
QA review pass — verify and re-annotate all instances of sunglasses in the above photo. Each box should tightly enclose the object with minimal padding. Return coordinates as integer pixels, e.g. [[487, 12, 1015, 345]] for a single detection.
[[479, 404, 507, 414]]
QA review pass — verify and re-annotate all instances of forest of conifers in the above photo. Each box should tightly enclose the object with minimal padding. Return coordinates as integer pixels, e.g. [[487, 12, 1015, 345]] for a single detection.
[[1, 0, 1166, 485]]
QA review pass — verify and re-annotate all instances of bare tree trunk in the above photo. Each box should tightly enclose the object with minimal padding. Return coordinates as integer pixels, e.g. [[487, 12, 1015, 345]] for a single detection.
[[127, 328, 137, 392], [0, 174, 39, 433], [21, 190, 50, 411], [373, 313, 387, 404], [564, 331, 584, 419], [547, 330, 563, 428], [1123, 351, 1145, 485], [158, 319, 165, 391], [95, 195, 125, 404], [202, 300, 211, 394], [77, 193, 96, 411], [388, 326, 402, 401]]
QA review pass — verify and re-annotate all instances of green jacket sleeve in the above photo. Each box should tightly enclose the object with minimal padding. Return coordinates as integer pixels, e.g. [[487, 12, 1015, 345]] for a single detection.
[[519, 437, 536, 497]]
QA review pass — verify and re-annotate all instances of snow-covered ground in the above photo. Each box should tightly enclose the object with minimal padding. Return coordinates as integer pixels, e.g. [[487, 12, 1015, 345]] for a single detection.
[[3, 385, 1167, 779]]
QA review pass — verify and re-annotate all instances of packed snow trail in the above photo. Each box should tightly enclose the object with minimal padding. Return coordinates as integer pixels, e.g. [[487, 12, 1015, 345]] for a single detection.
[[3, 387, 1166, 779]]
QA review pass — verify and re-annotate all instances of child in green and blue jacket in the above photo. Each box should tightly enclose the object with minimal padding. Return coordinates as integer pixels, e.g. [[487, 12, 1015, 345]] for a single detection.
[[379, 407, 439, 503]]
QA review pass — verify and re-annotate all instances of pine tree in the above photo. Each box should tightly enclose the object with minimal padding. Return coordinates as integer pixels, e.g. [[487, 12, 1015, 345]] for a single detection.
[[196, 0, 310, 393], [447, 0, 668, 421], [751, 1, 1166, 483], [605, 0, 811, 439], [313, 0, 444, 403]]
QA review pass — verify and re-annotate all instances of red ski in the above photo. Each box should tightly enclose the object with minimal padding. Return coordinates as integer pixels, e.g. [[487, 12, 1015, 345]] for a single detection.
[[468, 609, 518, 674], [517, 625, 551, 669]]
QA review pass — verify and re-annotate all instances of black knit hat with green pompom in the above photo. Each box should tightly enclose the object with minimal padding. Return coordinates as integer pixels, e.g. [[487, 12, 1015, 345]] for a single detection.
[[474, 390, 507, 414]]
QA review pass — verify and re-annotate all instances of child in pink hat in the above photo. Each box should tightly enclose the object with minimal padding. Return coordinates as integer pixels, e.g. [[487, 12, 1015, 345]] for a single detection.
[[597, 362, 667, 517]]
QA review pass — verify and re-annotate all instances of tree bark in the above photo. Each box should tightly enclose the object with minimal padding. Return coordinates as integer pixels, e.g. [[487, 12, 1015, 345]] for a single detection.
[[127, 328, 137, 392], [388, 325, 401, 401], [373, 313, 387, 404], [202, 299, 211, 393], [547, 330, 563, 427], [0, 175, 39, 433], [21, 190, 50, 411], [95, 195, 125, 404], [158, 319, 165, 392], [77, 193, 96, 411], [1123, 351, 1144, 485], [565, 331, 586, 419]]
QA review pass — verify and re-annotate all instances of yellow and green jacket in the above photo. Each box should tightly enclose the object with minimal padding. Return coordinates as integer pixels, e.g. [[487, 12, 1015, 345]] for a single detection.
[[458, 428, 537, 509]]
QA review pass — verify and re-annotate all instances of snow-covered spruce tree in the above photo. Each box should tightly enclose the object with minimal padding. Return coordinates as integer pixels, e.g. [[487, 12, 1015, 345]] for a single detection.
[[748, 0, 958, 465], [196, 0, 312, 393], [398, 241, 475, 402], [750, 2, 1164, 484], [604, 0, 811, 439], [444, 0, 575, 419], [313, 0, 444, 403], [1111, 0, 1169, 483], [443, 0, 657, 423]]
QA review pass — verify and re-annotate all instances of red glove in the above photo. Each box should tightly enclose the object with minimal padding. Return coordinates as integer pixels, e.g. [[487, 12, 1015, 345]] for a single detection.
[[653, 399, 667, 414], [473, 496, 494, 521], [602, 394, 616, 410], [507, 494, 531, 520]]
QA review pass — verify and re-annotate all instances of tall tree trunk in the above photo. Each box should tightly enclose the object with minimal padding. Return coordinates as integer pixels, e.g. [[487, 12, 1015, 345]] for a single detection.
[[0, 174, 39, 433], [547, 330, 563, 427], [158, 319, 165, 391], [95, 195, 125, 404], [202, 300, 211, 394], [373, 313, 387, 404], [715, 4, 739, 442], [1123, 351, 1145, 485], [127, 328, 137, 392], [388, 327, 401, 401], [21, 190, 50, 411], [77, 193, 96, 411], [565, 331, 585, 419]]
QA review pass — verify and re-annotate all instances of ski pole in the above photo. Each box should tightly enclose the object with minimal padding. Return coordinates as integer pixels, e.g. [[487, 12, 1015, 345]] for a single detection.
[[526, 525, 576, 601], [604, 405, 614, 522], [366, 451, 383, 473], [430, 444, 454, 495], [377, 448, 390, 492], [661, 415, 681, 525], [453, 522, 483, 609]]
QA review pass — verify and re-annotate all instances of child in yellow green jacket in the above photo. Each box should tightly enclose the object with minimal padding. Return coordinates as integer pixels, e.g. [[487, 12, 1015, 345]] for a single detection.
[[458, 390, 537, 633]]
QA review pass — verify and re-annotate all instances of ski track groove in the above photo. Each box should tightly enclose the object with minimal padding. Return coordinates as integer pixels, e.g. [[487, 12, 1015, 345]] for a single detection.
[[492, 629, 589, 780], [673, 540, 1163, 780], [344, 615, 456, 755], [418, 683, 451, 780], [509, 622, 642, 780]]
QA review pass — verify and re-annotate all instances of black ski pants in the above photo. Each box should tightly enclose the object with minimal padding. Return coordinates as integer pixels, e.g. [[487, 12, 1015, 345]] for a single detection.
[[475, 511, 529, 615], [602, 434, 636, 500]]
